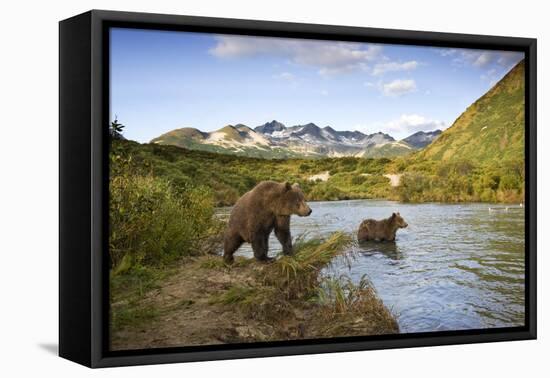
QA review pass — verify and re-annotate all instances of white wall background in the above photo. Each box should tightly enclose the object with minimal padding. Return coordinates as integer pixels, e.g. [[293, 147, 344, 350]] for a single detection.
[[1, 0, 546, 376]]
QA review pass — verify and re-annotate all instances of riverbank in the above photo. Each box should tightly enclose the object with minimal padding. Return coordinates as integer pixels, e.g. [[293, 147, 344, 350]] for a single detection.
[[110, 232, 399, 350]]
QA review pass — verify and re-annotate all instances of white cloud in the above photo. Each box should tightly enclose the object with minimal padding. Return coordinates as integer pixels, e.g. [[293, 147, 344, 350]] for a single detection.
[[471, 51, 493, 67], [385, 114, 447, 134], [439, 49, 457, 57], [480, 68, 496, 80], [481, 73, 500, 88], [382, 79, 417, 97], [318, 63, 369, 76], [372, 60, 418, 76], [210, 35, 382, 75], [439, 48, 524, 69], [273, 72, 295, 81]]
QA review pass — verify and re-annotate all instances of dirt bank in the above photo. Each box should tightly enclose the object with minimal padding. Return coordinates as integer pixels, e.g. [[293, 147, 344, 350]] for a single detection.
[[308, 171, 331, 182], [110, 233, 398, 351], [384, 173, 402, 187]]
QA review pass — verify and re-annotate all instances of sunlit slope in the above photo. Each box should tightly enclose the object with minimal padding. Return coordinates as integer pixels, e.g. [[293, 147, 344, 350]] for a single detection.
[[415, 60, 525, 163]]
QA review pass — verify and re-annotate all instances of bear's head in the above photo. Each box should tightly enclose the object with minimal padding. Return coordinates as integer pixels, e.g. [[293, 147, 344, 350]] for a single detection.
[[391, 212, 408, 228], [278, 182, 312, 217]]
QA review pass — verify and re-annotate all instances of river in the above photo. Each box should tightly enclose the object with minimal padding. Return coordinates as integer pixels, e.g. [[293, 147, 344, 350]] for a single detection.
[[219, 199, 525, 333]]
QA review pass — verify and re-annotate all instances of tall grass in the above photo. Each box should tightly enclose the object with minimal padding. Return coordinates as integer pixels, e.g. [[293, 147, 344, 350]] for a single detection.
[[317, 275, 374, 315], [211, 232, 398, 335], [214, 233, 355, 314], [211, 233, 353, 318], [314, 275, 399, 335], [109, 155, 220, 276], [266, 232, 355, 299]]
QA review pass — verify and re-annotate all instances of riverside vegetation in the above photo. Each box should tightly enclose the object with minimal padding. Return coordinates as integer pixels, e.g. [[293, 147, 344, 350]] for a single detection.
[[111, 131, 524, 207], [109, 60, 525, 349], [111, 232, 398, 349], [109, 150, 398, 349]]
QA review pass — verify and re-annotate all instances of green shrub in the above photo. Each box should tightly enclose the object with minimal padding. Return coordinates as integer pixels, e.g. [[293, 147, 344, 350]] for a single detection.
[[109, 170, 216, 274], [351, 175, 367, 185], [398, 172, 432, 202]]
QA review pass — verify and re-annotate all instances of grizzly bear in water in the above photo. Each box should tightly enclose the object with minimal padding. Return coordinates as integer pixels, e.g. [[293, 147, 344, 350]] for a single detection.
[[223, 181, 312, 263], [357, 212, 408, 242]]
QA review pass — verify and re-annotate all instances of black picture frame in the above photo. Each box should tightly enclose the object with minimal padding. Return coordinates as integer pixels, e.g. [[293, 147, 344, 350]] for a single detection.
[[59, 9, 537, 368]]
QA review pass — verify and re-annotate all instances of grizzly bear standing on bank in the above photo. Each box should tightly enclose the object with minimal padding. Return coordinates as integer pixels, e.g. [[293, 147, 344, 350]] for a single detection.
[[223, 181, 312, 263], [357, 212, 408, 242]]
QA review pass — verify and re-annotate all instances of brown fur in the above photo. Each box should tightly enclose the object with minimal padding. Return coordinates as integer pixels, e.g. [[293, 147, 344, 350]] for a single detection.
[[223, 181, 312, 263], [357, 212, 408, 242]]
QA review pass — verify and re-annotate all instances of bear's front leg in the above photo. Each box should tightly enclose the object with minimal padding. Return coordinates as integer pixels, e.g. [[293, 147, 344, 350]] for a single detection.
[[252, 234, 273, 262], [275, 216, 293, 256]]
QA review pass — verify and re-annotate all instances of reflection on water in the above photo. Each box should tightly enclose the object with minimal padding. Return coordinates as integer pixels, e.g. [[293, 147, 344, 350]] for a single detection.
[[359, 240, 404, 261], [218, 200, 525, 333]]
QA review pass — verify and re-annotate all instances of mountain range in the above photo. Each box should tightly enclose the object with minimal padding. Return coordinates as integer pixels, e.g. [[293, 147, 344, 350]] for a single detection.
[[150, 121, 441, 159], [150, 58, 525, 162]]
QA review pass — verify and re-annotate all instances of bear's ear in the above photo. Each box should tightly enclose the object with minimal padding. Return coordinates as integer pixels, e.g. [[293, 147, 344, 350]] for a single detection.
[[391, 212, 396, 218], [284, 182, 292, 191]]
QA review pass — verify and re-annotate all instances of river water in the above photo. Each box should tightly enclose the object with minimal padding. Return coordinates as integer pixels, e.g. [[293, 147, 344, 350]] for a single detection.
[[219, 200, 525, 333]]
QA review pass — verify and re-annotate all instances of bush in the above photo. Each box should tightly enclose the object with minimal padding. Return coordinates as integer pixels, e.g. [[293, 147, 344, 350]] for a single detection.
[[351, 175, 367, 185], [109, 170, 216, 274], [307, 183, 345, 201], [398, 172, 431, 202]]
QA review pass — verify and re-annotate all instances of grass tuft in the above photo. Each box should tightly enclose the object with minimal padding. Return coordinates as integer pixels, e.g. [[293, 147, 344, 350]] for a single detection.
[[313, 275, 399, 336], [199, 255, 229, 270], [266, 232, 354, 299]]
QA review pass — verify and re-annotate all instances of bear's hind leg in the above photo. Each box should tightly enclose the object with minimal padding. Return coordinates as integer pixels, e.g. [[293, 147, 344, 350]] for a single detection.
[[223, 233, 243, 264]]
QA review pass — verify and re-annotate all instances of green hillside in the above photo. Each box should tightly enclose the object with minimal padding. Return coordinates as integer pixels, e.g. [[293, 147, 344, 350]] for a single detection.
[[150, 127, 206, 148], [110, 139, 394, 206], [363, 141, 414, 158], [415, 60, 525, 163], [392, 60, 525, 203], [217, 125, 247, 141]]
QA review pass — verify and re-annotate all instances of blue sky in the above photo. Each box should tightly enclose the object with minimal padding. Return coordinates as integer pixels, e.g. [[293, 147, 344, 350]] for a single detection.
[[110, 28, 524, 142]]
